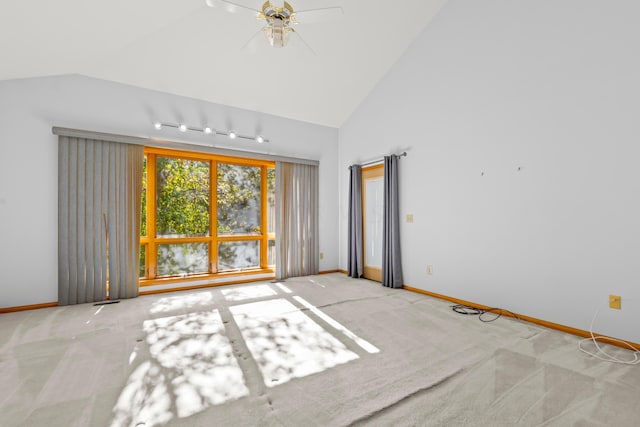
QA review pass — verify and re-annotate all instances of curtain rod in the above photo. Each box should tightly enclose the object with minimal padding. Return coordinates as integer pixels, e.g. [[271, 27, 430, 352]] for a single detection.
[[355, 151, 407, 168]]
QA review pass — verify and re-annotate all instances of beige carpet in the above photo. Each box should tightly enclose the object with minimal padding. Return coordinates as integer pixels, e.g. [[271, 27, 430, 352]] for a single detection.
[[1, 273, 639, 426]]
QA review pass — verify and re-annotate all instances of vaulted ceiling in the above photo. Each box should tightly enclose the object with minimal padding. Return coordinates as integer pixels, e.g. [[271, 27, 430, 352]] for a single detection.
[[0, 0, 447, 127]]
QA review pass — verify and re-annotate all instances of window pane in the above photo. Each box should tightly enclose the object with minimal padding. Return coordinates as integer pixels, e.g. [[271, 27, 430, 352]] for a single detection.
[[218, 241, 260, 271], [267, 167, 275, 234], [156, 157, 210, 237], [139, 244, 146, 278], [217, 163, 261, 235], [157, 243, 209, 277], [141, 156, 147, 236], [268, 239, 275, 266], [365, 178, 384, 268]]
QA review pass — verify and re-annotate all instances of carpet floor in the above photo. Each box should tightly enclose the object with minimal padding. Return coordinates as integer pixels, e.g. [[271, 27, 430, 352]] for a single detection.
[[1, 273, 639, 426]]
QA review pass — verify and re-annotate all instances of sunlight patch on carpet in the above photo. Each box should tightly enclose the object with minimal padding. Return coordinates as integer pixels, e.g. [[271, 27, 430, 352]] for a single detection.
[[221, 284, 277, 302], [111, 361, 172, 427], [230, 298, 359, 387], [273, 282, 292, 294], [293, 296, 380, 354], [112, 310, 248, 425], [149, 292, 214, 314]]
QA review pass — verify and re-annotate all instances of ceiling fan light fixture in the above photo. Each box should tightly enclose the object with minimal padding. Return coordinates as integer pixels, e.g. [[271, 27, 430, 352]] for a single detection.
[[228, 131, 237, 139], [256, 135, 265, 143], [264, 20, 291, 48], [179, 124, 188, 132], [204, 126, 213, 134], [261, 1, 294, 48], [212, 0, 341, 50], [154, 122, 162, 130]]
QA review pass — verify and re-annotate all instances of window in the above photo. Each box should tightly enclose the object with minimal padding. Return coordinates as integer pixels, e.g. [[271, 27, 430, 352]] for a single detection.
[[140, 148, 275, 282]]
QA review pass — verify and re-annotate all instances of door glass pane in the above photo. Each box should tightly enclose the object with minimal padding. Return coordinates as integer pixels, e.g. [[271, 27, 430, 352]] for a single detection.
[[157, 243, 209, 277], [217, 163, 261, 235], [156, 157, 210, 237], [218, 241, 260, 271], [365, 178, 384, 268]]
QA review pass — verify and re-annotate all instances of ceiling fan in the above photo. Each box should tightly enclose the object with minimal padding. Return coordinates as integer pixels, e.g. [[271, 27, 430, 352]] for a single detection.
[[205, 0, 343, 50]]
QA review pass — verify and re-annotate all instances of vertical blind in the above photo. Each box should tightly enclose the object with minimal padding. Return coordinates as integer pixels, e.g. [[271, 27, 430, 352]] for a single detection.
[[58, 136, 143, 304], [275, 161, 319, 279]]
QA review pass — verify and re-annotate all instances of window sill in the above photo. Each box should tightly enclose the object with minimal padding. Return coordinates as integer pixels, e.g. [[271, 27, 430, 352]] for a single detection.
[[139, 268, 275, 287]]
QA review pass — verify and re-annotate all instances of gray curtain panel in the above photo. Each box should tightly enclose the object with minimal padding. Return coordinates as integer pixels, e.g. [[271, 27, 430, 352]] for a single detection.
[[382, 155, 404, 288], [275, 161, 319, 280], [58, 136, 143, 305], [347, 165, 363, 278]]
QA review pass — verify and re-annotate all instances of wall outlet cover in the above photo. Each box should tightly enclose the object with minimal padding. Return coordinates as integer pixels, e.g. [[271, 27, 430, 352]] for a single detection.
[[609, 294, 621, 310]]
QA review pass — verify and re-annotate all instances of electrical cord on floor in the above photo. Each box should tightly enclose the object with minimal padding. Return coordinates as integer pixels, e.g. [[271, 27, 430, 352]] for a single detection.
[[578, 308, 640, 365], [450, 304, 521, 323], [451, 304, 483, 316], [453, 304, 640, 364]]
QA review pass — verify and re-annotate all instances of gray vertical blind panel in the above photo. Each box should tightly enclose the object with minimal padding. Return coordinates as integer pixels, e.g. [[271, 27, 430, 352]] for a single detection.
[[107, 143, 116, 298], [68, 139, 79, 303], [77, 141, 87, 303], [58, 138, 70, 304], [84, 142, 94, 302], [96, 144, 109, 299], [88, 142, 102, 302]]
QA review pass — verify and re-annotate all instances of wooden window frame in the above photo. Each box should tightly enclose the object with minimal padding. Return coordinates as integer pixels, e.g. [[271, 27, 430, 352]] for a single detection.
[[140, 147, 275, 286]]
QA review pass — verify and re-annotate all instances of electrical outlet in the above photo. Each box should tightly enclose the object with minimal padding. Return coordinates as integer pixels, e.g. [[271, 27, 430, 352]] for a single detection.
[[320, 252, 324, 260], [427, 265, 433, 275], [609, 294, 621, 310], [406, 214, 414, 223]]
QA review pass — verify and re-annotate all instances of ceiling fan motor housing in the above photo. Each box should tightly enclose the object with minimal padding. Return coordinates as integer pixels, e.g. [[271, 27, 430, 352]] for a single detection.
[[261, 1, 295, 47], [261, 1, 295, 23]]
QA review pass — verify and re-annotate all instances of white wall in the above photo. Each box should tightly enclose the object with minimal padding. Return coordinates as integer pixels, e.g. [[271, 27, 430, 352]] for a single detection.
[[0, 74, 338, 308], [339, 0, 640, 343]]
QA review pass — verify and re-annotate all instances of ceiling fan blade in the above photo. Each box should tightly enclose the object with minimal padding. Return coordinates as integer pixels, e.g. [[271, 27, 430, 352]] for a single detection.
[[206, 0, 262, 16], [241, 27, 269, 53], [290, 29, 316, 56], [294, 6, 344, 24]]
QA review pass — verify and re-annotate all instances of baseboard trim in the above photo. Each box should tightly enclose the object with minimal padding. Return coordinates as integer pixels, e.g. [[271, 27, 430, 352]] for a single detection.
[[403, 285, 640, 350], [1, 273, 340, 312], [337, 269, 348, 275], [0, 302, 59, 313], [8, 283, 634, 351]]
